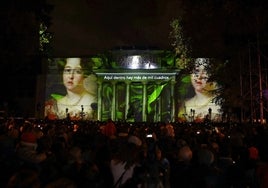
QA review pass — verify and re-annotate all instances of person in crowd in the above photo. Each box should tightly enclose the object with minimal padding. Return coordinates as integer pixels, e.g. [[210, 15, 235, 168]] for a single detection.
[[44, 177, 77, 188], [110, 135, 143, 188], [45, 58, 97, 121], [256, 159, 268, 188], [100, 119, 117, 139], [0, 122, 17, 160], [191, 147, 222, 188], [169, 145, 194, 188], [15, 124, 49, 165], [178, 58, 221, 122], [157, 147, 171, 187], [61, 145, 103, 187], [6, 168, 41, 188]]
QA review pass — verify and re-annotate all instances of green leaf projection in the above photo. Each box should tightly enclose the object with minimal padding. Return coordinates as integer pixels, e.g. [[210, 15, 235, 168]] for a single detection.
[[147, 83, 167, 113], [179, 75, 191, 97], [91, 57, 103, 69], [51, 94, 63, 100], [102, 83, 113, 119], [99, 81, 171, 122]]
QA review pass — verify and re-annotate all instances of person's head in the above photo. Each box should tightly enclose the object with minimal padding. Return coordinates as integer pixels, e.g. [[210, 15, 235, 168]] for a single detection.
[[62, 58, 92, 93], [197, 148, 215, 166], [178, 145, 193, 163]]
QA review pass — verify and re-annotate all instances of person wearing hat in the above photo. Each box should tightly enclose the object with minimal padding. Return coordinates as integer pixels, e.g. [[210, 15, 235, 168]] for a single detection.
[[16, 130, 48, 164]]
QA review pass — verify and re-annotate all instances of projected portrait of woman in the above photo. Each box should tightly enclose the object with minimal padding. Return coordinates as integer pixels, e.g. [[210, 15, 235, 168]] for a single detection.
[[44, 58, 97, 120], [178, 58, 221, 122]]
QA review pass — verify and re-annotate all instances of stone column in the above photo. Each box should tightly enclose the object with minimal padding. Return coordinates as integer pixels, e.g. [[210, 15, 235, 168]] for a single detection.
[[142, 81, 147, 122], [125, 81, 130, 120], [97, 81, 103, 121]]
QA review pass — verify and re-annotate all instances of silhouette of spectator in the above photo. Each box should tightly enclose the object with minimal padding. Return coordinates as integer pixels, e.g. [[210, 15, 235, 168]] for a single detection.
[[170, 145, 194, 188], [6, 168, 41, 188]]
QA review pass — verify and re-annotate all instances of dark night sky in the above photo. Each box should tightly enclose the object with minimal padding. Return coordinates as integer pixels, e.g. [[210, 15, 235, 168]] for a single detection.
[[47, 0, 268, 58], [48, 0, 187, 56]]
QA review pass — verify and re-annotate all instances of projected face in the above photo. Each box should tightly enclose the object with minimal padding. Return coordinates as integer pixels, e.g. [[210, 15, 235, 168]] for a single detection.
[[63, 58, 85, 93], [44, 58, 97, 120], [191, 63, 209, 93], [177, 58, 221, 122]]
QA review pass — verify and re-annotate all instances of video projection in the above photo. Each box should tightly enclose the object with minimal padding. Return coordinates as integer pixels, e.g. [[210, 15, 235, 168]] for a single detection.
[[43, 53, 222, 123], [44, 57, 98, 120], [176, 58, 222, 122]]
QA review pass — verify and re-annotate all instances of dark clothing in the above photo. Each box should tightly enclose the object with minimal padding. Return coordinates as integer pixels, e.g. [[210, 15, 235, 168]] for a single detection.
[[170, 161, 194, 188]]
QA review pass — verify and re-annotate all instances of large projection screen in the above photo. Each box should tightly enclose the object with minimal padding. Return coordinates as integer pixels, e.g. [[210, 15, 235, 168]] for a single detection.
[[44, 57, 98, 121], [176, 58, 222, 122], [42, 56, 222, 123]]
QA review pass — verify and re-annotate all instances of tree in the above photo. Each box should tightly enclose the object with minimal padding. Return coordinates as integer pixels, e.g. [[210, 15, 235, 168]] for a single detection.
[[0, 0, 53, 116]]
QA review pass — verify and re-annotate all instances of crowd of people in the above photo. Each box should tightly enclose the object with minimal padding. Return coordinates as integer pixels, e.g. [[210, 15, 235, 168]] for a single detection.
[[0, 117, 268, 188]]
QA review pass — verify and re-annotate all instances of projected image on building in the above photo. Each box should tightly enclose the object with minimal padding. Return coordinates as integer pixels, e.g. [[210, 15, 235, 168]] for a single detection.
[[96, 71, 177, 122], [177, 58, 222, 122], [42, 51, 222, 123], [44, 57, 98, 120], [94, 49, 178, 122]]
